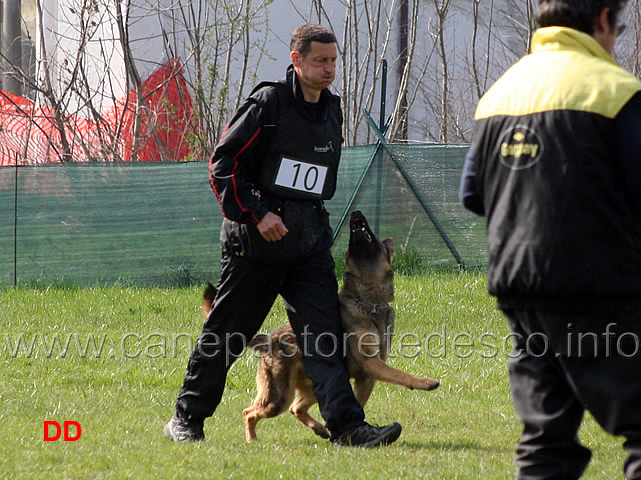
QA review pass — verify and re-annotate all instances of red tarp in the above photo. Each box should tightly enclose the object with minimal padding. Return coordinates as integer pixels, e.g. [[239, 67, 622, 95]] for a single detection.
[[0, 57, 196, 165]]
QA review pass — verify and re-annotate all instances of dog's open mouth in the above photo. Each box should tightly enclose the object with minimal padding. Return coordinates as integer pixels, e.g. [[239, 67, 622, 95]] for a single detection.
[[351, 214, 373, 244], [349, 211, 378, 256]]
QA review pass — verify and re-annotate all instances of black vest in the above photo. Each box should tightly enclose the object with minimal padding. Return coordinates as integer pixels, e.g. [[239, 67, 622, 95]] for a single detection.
[[251, 80, 341, 201]]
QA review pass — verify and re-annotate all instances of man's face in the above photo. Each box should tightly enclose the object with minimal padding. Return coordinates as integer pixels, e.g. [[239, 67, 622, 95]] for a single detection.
[[291, 41, 337, 99]]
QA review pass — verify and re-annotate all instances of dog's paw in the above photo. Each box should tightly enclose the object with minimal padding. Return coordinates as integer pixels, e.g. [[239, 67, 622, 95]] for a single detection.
[[313, 425, 331, 439], [415, 377, 440, 391]]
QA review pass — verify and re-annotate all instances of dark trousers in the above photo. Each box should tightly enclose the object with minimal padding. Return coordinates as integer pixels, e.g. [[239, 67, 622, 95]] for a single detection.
[[175, 248, 365, 436], [504, 308, 641, 480]]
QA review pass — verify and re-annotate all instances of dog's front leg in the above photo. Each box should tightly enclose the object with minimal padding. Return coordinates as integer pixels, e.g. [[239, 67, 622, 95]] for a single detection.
[[289, 384, 330, 439], [348, 338, 439, 391], [360, 356, 439, 391]]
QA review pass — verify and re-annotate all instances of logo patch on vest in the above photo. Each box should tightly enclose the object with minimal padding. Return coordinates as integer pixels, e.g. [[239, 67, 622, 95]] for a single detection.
[[314, 141, 335, 153], [498, 125, 543, 170]]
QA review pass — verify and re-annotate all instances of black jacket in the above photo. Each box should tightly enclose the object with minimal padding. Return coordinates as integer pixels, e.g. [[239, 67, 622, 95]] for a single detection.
[[209, 66, 343, 261], [463, 27, 641, 312]]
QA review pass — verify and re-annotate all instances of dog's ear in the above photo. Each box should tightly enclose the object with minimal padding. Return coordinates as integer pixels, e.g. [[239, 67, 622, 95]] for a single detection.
[[382, 238, 394, 261]]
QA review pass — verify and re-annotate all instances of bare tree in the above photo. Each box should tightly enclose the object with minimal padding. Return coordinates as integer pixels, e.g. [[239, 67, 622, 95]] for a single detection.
[[1, 0, 274, 164], [616, 0, 641, 77], [432, 0, 451, 143], [498, 0, 536, 54], [3, 0, 641, 164], [159, 0, 273, 153], [395, 0, 409, 141], [470, 0, 495, 100]]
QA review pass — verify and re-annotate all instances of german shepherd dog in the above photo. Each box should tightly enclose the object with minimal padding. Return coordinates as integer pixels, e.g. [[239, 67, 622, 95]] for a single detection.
[[202, 211, 440, 443]]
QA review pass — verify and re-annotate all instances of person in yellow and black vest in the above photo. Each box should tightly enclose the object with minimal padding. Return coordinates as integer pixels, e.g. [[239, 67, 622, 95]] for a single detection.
[[461, 1, 641, 478], [164, 24, 402, 448]]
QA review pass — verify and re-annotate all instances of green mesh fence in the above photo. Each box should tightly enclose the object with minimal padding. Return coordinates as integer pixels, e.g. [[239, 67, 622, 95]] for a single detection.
[[0, 162, 219, 287], [331, 144, 486, 269], [0, 144, 486, 287]]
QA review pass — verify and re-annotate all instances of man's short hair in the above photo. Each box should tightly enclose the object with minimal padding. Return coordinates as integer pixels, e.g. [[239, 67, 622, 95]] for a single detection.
[[535, 0, 628, 34], [290, 24, 337, 57]]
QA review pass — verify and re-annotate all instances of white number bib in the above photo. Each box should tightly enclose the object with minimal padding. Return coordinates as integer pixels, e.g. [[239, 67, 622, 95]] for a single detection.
[[273, 157, 328, 196]]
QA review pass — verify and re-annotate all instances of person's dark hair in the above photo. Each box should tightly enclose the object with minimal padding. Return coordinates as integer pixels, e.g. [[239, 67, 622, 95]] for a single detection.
[[290, 24, 337, 57], [535, 0, 627, 34]]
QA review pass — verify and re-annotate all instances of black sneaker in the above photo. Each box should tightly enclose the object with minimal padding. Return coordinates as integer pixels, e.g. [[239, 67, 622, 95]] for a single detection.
[[163, 414, 204, 442], [333, 422, 402, 448]]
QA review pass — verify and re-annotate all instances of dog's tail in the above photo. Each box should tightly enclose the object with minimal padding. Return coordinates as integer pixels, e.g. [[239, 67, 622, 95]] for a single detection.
[[202, 282, 217, 321]]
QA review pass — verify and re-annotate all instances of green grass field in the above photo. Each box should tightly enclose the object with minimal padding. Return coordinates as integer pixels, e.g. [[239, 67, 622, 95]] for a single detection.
[[0, 271, 625, 479]]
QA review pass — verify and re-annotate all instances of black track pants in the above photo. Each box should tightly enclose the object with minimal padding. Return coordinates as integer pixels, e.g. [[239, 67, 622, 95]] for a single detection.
[[504, 308, 641, 480], [175, 249, 365, 436]]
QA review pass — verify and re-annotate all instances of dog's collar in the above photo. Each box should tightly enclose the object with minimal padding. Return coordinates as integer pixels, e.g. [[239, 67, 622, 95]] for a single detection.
[[343, 295, 391, 314]]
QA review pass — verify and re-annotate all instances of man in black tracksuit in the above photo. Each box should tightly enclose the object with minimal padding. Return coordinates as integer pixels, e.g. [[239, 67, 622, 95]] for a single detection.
[[461, 1, 641, 478], [164, 24, 401, 447]]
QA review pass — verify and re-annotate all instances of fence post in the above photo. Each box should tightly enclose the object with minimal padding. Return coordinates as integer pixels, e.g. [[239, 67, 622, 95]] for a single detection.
[[13, 165, 18, 286], [374, 60, 388, 237]]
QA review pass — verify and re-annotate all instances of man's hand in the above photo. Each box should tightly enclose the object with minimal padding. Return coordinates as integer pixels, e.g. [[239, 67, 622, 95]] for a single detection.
[[257, 212, 289, 242]]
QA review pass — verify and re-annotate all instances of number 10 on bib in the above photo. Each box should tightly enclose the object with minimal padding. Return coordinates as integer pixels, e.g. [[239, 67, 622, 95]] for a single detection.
[[274, 157, 328, 196]]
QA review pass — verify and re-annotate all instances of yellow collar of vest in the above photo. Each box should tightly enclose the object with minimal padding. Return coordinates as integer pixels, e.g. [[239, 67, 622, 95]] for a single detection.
[[475, 27, 641, 120], [531, 27, 617, 66]]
